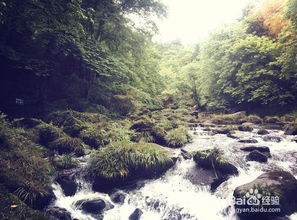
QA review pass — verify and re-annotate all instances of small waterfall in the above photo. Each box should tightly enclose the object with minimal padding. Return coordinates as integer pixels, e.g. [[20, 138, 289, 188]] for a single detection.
[[50, 125, 297, 220]]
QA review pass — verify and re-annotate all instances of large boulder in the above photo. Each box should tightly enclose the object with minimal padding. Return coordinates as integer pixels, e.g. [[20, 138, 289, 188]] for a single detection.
[[193, 148, 238, 190], [246, 150, 268, 163], [233, 171, 297, 219]]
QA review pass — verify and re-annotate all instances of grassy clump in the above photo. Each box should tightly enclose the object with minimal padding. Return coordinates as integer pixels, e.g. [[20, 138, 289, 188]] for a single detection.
[[55, 153, 78, 169], [0, 114, 53, 209], [164, 126, 191, 148], [87, 141, 173, 181]]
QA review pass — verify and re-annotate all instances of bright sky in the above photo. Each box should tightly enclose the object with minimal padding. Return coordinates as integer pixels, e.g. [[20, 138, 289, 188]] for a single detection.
[[154, 0, 257, 44]]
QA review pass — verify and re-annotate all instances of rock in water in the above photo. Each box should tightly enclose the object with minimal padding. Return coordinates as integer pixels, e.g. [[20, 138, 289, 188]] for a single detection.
[[56, 170, 77, 196], [246, 150, 268, 163], [240, 146, 271, 157], [238, 125, 253, 132], [233, 171, 297, 219], [239, 139, 258, 143], [129, 208, 143, 220], [110, 192, 126, 204], [75, 199, 114, 214]]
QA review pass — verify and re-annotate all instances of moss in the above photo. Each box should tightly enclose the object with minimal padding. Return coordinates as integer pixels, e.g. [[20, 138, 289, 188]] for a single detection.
[[0, 186, 53, 220], [87, 141, 173, 182]]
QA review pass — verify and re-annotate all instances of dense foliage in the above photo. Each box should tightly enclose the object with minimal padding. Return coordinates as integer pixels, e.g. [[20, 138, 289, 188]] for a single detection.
[[0, 0, 166, 117]]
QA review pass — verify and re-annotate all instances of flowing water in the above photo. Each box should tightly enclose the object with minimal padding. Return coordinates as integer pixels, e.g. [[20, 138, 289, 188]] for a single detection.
[[50, 125, 297, 220]]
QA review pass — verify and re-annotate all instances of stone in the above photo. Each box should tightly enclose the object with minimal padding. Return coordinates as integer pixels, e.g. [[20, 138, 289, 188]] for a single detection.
[[239, 139, 258, 143], [110, 192, 126, 204], [246, 150, 268, 163], [129, 208, 143, 220]]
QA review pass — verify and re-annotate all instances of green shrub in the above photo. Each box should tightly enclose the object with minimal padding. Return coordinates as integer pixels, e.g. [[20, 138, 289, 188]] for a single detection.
[[164, 126, 190, 148], [87, 141, 173, 181]]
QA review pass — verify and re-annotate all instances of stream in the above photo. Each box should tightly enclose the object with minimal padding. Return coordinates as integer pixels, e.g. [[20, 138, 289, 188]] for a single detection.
[[50, 125, 297, 220]]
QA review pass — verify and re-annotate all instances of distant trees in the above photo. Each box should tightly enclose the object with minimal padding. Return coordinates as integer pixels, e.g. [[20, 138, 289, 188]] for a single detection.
[[157, 0, 297, 114]]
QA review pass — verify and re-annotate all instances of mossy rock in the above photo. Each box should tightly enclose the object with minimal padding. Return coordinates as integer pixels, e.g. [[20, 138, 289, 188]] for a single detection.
[[246, 115, 263, 124], [111, 95, 136, 116], [211, 112, 247, 125], [264, 116, 282, 124], [0, 117, 54, 211], [193, 148, 238, 176], [86, 141, 174, 191], [164, 126, 191, 148], [0, 186, 53, 220], [48, 136, 85, 156]]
